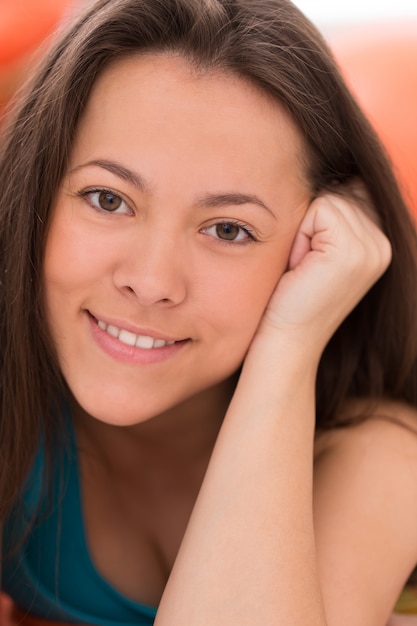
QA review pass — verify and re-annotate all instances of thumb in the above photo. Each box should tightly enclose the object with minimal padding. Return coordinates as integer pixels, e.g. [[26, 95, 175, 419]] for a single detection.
[[287, 227, 312, 270]]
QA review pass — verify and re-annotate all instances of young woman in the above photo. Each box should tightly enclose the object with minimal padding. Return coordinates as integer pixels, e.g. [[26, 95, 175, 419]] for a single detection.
[[1, 1, 417, 625]]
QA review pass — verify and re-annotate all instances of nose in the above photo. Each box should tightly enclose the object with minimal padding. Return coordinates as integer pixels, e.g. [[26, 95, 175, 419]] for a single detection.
[[112, 228, 188, 307]]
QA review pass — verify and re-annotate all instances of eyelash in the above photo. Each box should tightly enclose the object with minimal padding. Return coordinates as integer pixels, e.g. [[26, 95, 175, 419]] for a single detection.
[[76, 187, 132, 214], [75, 187, 258, 244], [202, 221, 258, 245]]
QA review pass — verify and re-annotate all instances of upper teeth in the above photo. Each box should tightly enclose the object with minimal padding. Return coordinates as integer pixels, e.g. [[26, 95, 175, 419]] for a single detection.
[[98, 320, 175, 349]]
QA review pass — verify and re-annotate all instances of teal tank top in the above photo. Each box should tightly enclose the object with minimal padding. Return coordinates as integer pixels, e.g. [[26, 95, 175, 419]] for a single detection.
[[1, 407, 157, 625]]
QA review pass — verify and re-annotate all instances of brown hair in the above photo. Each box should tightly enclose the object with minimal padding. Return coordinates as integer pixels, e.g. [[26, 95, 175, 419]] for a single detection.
[[1, 0, 417, 520]]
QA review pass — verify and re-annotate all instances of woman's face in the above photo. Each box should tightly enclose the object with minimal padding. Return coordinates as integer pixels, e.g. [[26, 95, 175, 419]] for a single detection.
[[44, 54, 311, 426]]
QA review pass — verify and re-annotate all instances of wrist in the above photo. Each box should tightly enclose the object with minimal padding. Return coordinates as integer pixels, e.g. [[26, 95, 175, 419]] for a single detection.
[[235, 329, 319, 416], [247, 321, 323, 376]]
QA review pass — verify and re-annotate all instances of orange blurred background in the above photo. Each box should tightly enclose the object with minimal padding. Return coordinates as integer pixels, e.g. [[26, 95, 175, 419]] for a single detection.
[[0, 0, 86, 109]]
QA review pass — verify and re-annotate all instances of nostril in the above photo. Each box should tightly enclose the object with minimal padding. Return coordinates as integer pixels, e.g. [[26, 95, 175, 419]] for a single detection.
[[113, 261, 187, 306]]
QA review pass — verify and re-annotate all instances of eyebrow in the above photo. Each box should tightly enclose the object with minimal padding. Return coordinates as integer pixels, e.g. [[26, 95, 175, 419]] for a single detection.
[[69, 158, 275, 217], [69, 159, 149, 191], [195, 192, 274, 217]]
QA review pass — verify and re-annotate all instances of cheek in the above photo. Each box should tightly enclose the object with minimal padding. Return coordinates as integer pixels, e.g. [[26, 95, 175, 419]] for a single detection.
[[195, 258, 285, 381], [206, 250, 289, 342], [44, 212, 109, 294], [44, 211, 79, 287]]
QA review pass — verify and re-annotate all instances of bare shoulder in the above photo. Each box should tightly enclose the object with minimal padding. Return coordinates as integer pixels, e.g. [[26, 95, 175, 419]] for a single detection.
[[313, 399, 417, 625], [315, 398, 417, 461], [313, 397, 417, 525]]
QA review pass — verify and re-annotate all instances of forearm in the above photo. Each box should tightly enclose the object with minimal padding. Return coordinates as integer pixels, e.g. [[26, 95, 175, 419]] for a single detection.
[[156, 337, 326, 625]]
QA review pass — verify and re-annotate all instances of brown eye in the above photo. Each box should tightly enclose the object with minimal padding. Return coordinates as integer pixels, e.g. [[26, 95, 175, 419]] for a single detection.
[[83, 189, 130, 214], [203, 221, 253, 244], [98, 190, 122, 212], [216, 223, 241, 240]]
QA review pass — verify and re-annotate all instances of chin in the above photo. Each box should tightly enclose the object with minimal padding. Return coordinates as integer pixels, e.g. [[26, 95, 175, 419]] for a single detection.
[[68, 386, 174, 428]]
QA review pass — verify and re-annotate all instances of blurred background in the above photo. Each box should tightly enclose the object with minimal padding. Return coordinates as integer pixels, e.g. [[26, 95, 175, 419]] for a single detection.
[[294, 0, 417, 27], [0, 0, 416, 215]]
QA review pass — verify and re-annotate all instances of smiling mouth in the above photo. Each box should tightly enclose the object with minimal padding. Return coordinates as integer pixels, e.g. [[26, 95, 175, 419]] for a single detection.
[[96, 319, 177, 350]]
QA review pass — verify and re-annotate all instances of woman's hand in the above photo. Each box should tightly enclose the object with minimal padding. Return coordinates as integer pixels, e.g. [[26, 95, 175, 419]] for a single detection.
[[256, 184, 392, 356]]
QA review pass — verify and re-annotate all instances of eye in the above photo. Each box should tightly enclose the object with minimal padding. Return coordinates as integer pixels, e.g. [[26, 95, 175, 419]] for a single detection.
[[79, 188, 131, 214], [204, 221, 255, 243]]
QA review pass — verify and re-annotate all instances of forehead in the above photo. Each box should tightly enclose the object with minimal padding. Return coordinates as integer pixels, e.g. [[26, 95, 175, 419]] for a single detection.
[[71, 53, 309, 195]]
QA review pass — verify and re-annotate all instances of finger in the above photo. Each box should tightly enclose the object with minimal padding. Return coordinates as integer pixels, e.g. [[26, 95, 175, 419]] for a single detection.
[[291, 192, 391, 284], [288, 228, 311, 270], [313, 191, 391, 266]]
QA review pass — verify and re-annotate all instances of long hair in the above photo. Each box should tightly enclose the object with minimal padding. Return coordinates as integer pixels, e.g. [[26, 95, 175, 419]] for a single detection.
[[1, 0, 417, 520]]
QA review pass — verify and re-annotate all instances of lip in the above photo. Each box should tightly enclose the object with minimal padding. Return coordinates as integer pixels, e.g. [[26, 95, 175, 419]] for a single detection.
[[86, 311, 190, 365]]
